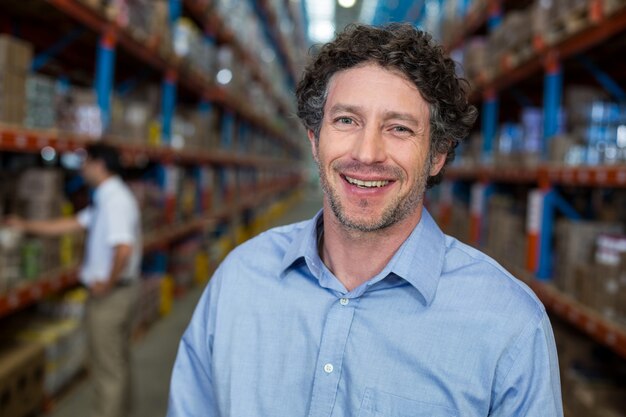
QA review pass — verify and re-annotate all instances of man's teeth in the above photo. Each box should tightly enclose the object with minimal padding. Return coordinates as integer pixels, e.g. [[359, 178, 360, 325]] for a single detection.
[[345, 176, 389, 188]]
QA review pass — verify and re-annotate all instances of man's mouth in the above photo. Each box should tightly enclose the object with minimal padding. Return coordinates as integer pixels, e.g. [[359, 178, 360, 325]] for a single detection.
[[343, 175, 391, 189]]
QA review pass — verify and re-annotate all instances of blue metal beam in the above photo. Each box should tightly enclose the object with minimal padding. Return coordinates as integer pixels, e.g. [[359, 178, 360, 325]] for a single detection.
[[169, 0, 182, 26], [552, 190, 582, 221], [250, 0, 294, 87], [576, 54, 626, 101], [116, 70, 150, 96], [543, 58, 563, 157], [31, 27, 85, 72], [95, 34, 116, 130], [221, 111, 235, 149], [488, 0, 502, 31], [537, 190, 554, 280], [161, 73, 177, 144], [481, 91, 499, 163], [509, 87, 534, 108]]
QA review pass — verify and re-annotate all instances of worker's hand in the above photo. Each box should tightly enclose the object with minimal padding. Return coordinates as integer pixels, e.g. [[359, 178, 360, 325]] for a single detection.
[[90, 281, 112, 298], [4, 215, 26, 231]]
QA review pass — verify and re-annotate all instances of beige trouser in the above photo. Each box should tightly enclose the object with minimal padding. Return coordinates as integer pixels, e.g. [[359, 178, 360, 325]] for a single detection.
[[86, 283, 138, 417]]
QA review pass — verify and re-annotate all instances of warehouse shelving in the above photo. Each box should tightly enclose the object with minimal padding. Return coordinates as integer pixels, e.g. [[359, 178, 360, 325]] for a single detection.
[[44, 0, 301, 154], [435, 0, 626, 366], [254, 0, 299, 84], [0, 123, 299, 168], [448, 164, 626, 187], [181, 0, 296, 119], [468, 5, 626, 102], [0, 174, 300, 320], [498, 260, 626, 358], [0, 1, 305, 318]]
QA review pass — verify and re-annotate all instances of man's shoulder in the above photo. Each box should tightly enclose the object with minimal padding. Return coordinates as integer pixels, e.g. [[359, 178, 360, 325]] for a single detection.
[[223, 218, 313, 267], [441, 235, 545, 317]]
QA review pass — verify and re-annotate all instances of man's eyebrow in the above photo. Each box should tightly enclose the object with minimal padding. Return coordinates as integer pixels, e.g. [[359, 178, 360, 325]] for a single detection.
[[382, 111, 420, 125], [328, 104, 364, 116]]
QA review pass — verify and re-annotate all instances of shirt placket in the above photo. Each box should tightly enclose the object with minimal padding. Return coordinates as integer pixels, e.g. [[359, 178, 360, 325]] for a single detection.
[[306, 295, 357, 417]]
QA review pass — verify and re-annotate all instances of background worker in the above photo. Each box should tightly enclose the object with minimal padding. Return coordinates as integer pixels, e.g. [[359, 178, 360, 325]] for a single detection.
[[7, 143, 142, 417]]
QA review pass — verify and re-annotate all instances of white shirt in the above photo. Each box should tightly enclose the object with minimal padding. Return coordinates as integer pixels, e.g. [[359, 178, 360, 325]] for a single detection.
[[77, 176, 142, 285]]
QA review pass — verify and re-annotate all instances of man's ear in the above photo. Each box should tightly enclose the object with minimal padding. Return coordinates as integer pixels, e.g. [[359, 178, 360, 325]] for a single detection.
[[307, 130, 319, 162], [429, 152, 447, 177]]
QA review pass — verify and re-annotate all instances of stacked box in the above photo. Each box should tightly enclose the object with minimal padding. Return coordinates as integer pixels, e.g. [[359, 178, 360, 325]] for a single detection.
[[170, 239, 200, 291], [24, 74, 56, 129], [485, 196, 526, 269], [555, 321, 626, 417], [16, 168, 64, 221], [17, 319, 87, 396], [0, 341, 45, 417], [0, 228, 23, 293], [554, 220, 623, 297], [446, 203, 471, 244], [133, 276, 162, 332], [109, 86, 160, 144], [57, 87, 102, 137], [0, 35, 33, 125], [10, 169, 67, 284], [38, 287, 89, 321], [129, 181, 164, 232], [462, 37, 488, 86]]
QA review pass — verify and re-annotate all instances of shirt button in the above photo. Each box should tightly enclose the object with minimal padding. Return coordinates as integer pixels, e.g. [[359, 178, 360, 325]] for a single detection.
[[340, 298, 349, 306], [324, 363, 334, 373]]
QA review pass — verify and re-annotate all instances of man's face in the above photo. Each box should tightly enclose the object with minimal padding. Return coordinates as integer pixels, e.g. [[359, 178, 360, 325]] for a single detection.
[[309, 64, 446, 233], [80, 156, 101, 187]]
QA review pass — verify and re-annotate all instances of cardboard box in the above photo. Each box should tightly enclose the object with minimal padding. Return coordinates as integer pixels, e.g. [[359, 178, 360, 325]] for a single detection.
[[0, 35, 32, 74], [17, 169, 63, 202], [0, 341, 45, 417], [554, 220, 623, 296]]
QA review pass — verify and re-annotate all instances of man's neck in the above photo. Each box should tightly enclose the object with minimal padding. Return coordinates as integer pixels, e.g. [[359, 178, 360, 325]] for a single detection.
[[94, 174, 114, 188], [319, 202, 423, 292]]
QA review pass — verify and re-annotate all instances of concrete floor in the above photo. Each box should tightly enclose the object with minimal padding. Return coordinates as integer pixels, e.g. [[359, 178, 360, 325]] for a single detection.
[[48, 187, 323, 417]]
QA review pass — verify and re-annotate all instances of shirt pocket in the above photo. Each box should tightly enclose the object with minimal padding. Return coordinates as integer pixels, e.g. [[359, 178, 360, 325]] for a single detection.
[[358, 388, 459, 417]]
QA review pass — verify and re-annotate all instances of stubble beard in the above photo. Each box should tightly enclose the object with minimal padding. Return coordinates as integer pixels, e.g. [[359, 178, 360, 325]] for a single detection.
[[315, 153, 432, 233]]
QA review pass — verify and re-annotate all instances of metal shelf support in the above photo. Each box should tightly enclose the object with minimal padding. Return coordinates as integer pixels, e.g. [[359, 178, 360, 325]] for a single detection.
[[161, 71, 178, 144], [481, 89, 499, 163], [528, 187, 582, 280], [31, 27, 85, 72], [221, 111, 235, 150], [487, 0, 502, 31], [542, 53, 563, 158], [169, 0, 183, 26], [576, 54, 626, 101], [95, 31, 116, 130], [470, 182, 494, 246]]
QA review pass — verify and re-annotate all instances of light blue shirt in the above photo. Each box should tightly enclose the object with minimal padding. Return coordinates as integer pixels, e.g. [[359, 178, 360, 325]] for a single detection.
[[168, 209, 563, 417]]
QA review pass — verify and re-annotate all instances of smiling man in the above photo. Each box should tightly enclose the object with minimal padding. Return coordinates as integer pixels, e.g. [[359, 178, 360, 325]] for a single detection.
[[167, 24, 563, 417]]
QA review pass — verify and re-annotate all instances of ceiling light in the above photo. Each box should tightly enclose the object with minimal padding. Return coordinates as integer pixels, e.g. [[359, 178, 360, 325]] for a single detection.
[[338, 0, 357, 8]]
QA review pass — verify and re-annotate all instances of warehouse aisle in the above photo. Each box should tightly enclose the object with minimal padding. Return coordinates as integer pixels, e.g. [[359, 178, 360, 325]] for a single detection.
[[48, 186, 322, 417]]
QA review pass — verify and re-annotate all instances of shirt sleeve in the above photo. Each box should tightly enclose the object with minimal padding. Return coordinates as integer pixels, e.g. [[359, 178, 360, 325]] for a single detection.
[[489, 312, 564, 417], [167, 266, 223, 417], [76, 207, 93, 228], [105, 197, 136, 246]]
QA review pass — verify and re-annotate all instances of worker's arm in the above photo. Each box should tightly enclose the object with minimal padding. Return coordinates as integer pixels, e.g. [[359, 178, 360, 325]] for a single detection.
[[5, 215, 84, 236], [90, 243, 132, 297]]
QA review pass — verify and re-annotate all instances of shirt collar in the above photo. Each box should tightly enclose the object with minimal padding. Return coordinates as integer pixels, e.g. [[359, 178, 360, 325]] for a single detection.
[[280, 210, 325, 278], [93, 176, 120, 206], [280, 208, 446, 306]]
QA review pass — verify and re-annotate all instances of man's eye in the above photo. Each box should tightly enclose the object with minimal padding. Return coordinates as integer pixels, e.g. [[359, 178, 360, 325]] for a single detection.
[[393, 126, 411, 133], [336, 117, 353, 124]]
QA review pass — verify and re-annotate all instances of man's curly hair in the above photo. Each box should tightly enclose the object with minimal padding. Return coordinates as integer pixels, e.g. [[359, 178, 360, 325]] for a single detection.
[[296, 23, 478, 188]]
